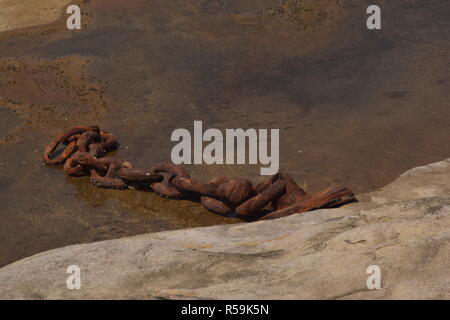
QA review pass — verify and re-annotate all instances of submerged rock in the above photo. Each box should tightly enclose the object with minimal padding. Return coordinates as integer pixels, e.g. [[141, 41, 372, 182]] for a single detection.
[[1, 158, 450, 299]]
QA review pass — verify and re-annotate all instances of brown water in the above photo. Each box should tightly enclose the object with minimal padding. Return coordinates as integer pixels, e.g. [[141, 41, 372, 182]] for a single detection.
[[0, 0, 449, 267]]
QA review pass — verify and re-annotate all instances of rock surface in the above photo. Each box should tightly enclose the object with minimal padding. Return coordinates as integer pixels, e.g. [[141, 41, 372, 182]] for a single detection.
[[1, 159, 450, 299]]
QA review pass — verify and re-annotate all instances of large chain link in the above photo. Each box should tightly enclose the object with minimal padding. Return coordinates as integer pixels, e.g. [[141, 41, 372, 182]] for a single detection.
[[43, 126, 356, 221]]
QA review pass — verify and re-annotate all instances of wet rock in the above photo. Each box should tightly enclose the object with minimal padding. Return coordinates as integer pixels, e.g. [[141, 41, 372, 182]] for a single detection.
[[0, 158, 450, 299], [366, 158, 450, 204], [0, 0, 72, 33]]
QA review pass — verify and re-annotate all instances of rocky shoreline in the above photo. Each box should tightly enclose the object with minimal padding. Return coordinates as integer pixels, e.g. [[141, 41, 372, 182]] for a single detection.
[[1, 158, 449, 299]]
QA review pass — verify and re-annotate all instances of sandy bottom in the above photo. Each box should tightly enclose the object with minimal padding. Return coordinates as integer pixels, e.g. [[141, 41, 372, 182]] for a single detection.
[[0, 0, 72, 32], [0, 0, 449, 266]]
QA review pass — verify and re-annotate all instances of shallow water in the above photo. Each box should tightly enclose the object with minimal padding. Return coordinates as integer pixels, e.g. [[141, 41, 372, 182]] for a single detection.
[[0, 0, 449, 266]]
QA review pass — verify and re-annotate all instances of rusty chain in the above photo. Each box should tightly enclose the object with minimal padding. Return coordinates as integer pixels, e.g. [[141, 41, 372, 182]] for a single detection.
[[43, 125, 356, 221]]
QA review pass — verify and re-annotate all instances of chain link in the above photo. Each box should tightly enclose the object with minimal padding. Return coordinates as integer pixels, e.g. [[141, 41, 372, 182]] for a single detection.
[[43, 126, 356, 221]]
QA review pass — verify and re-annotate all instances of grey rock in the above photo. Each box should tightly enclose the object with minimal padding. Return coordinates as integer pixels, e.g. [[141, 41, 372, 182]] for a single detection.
[[1, 159, 450, 299]]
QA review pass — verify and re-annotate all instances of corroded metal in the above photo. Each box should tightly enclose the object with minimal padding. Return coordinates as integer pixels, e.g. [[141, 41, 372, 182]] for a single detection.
[[44, 126, 356, 221]]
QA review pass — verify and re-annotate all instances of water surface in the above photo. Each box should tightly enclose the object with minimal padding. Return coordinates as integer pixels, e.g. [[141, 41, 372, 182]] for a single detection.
[[0, 0, 449, 266]]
